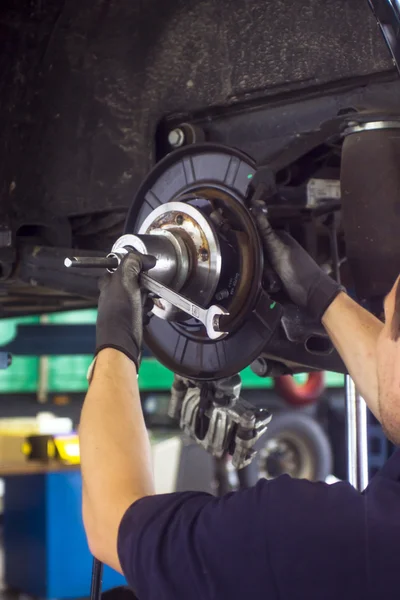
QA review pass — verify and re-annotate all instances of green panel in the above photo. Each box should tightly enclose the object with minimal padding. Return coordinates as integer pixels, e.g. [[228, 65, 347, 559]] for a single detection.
[[48, 356, 92, 392], [138, 362, 272, 391], [0, 316, 40, 346], [240, 367, 273, 389], [239, 369, 344, 390], [0, 311, 346, 393], [136, 363, 344, 391], [325, 372, 345, 387], [0, 316, 40, 393], [139, 359, 174, 390], [0, 356, 39, 393], [47, 310, 97, 324], [0, 355, 346, 395]]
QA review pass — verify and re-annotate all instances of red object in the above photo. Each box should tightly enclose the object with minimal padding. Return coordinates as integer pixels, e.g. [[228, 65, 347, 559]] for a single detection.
[[274, 372, 325, 406]]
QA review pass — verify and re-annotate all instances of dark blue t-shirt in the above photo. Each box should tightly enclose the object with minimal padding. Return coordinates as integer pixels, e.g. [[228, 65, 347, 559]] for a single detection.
[[118, 449, 400, 600]]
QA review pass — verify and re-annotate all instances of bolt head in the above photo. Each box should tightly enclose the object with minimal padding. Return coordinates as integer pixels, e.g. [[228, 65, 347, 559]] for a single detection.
[[168, 128, 185, 148], [200, 249, 209, 261], [215, 289, 229, 301], [212, 314, 221, 330]]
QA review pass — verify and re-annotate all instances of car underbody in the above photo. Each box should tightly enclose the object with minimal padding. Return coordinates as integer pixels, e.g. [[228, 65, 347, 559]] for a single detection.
[[1, 0, 400, 378]]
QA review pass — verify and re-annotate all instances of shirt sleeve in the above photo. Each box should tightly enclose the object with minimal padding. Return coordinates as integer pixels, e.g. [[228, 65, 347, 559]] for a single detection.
[[117, 477, 367, 600]]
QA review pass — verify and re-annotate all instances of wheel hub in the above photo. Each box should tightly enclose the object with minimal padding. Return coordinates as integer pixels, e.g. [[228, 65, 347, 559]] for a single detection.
[[138, 201, 222, 320]]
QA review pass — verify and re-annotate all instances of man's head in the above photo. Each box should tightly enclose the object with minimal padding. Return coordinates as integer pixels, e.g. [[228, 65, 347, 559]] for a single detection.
[[377, 276, 400, 445]]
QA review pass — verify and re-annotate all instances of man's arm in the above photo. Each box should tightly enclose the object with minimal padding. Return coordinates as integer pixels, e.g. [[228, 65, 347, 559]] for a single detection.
[[79, 253, 155, 571], [322, 292, 382, 419], [254, 210, 383, 420], [80, 348, 154, 572]]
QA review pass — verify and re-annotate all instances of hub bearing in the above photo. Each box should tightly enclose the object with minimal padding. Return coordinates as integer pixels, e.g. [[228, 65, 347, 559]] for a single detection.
[[138, 201, 221, 321]]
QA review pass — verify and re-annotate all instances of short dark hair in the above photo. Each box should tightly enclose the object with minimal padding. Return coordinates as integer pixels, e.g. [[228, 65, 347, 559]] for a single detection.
[[391, 279, 400, 341]]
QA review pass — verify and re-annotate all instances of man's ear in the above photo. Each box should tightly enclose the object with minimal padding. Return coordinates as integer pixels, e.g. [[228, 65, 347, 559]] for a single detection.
[[390, 277, 400, 341]]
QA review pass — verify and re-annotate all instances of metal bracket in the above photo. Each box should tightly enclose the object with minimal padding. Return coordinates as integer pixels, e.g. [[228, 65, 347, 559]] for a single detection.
[[170, 375, 272, 469]]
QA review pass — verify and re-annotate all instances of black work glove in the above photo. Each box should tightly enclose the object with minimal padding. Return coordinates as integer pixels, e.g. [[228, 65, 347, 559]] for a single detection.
[[95, 252, 154, 371], [254, 208, 342, 320]]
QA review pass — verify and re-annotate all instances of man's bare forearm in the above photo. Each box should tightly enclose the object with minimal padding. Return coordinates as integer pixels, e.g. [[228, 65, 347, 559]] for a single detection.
[[322, 292, 383, 420], [80, 348, 154, 571]]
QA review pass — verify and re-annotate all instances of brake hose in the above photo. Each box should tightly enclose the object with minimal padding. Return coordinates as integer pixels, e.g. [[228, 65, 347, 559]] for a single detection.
[[90, 558, 103, 600]]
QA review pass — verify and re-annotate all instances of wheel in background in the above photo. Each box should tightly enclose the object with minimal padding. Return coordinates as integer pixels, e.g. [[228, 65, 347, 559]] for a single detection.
[[238, 411, 333, 488]]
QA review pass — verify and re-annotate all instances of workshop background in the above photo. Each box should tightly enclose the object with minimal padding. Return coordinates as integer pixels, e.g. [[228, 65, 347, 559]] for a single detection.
[[0, 309, 392, 599], [0, 0, 398, 597]]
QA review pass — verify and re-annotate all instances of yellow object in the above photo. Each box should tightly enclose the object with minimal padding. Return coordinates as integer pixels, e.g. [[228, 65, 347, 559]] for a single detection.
[[54, 435, 80, 465], [47, 440, 56, 459], [21, 442, 32, 456]]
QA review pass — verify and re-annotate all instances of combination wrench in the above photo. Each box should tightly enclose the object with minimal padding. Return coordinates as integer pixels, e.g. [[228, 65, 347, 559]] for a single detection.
[[139, 272, 229, 340], [64, 246, 230, 340]]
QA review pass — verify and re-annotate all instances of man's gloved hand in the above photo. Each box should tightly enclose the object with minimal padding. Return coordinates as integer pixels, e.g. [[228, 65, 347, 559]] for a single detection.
[[95, 252, 154, 371], [254, 208, 342, 320]]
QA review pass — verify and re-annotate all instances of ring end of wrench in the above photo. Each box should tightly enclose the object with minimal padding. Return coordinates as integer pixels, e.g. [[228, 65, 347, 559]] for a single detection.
[[206, 305, 230, 340]]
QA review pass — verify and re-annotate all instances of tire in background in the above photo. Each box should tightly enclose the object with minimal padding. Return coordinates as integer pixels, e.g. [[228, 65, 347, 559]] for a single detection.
[[238, 411, 333, 488]]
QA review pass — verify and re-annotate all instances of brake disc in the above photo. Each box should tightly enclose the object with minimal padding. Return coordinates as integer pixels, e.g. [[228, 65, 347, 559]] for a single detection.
[[125, 143, 282, 380]]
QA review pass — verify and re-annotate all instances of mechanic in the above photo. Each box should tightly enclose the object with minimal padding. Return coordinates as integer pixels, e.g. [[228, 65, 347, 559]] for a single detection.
[[80, 217, 400, 600]]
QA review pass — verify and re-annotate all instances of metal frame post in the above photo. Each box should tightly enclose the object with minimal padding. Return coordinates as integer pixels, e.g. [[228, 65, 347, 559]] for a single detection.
[[345, 375, 369, 491]]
